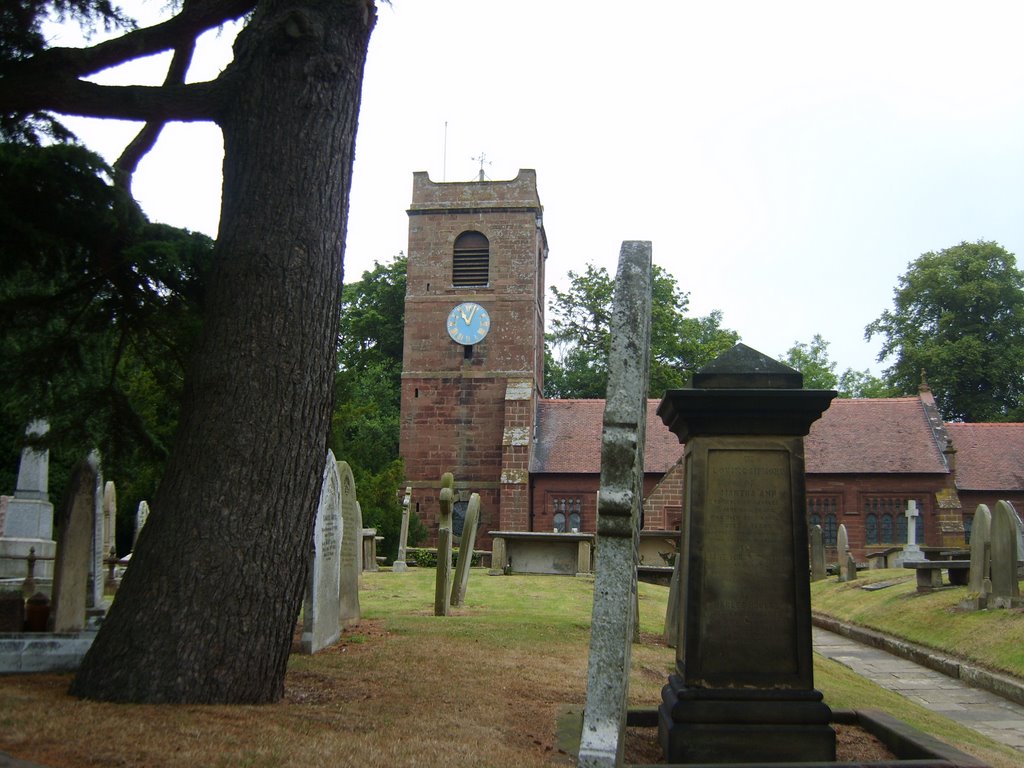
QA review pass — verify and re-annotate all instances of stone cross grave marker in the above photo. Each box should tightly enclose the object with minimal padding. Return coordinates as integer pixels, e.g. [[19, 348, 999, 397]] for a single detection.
[[301, 451, 343, 654], [434, 473, 455, 617], [338, 460, 361, 627], [810, 524, 826, 581], [990, 500, 1022, 609], [903, 499, 923, 561], [451, 492, 481, 607], [578, 241, 652, 768], [51, 455, 101, 633], [392, 486, 412, 572]]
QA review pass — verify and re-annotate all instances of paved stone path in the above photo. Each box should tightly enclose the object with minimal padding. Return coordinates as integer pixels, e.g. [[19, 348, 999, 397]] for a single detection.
[[813, 626, 1024, 753]]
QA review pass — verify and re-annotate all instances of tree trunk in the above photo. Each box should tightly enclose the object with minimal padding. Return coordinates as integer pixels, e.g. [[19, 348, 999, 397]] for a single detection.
[[70, 0, 375, 703]]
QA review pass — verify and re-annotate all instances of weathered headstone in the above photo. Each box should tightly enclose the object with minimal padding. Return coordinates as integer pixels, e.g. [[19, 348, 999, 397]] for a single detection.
[[809, 524, 826, 581], [968, 504, 992, 596], [102, 481, 117, 559], [87, 451, 106, 612], [903, 499, 924, 561], [990, 500, 1022, 609], [301, 452, 344, 654], [133, 500, 150, 551], [836, 523, 851, 582], [657, 344, 836, 764], [451, 493, 481, 607], [392, 486, 412, 572], [337, 460, 361, 628], [51, 456, 100, 633], [663, 552, 681, 648], [434, 473, 455, 617], [578, 241, 652, 768]]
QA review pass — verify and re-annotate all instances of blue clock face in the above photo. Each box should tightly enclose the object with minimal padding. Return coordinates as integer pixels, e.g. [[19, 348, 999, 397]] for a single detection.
[[447, 302, 491, 345]]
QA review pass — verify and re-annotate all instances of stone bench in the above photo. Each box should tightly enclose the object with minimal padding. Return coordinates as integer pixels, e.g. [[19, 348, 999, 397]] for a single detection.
[[904, 559, 970, 592]]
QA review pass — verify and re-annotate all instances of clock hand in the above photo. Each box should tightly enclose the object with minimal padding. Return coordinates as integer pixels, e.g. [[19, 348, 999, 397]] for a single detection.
[[463, 304, 478, 323]]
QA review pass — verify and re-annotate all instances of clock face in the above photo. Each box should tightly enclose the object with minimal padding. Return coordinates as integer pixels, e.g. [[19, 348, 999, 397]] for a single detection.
[[447, 302, 491, 345]]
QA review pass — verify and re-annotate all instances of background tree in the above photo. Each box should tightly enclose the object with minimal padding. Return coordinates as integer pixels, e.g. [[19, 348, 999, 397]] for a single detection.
[[780, 334, 889, 398], [545, 263, 738, 398], [866, 240, 1024, 421], [2, 0, 377, 703], [332, 254, 424, 561], [0, 141, 212, 553]]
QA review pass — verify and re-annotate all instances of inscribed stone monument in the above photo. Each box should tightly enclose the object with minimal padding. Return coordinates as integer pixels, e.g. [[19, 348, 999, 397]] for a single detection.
[[836, 524, 852, 582], [87, 451, 106, 611], [451, 493, 481, 607], [578, 241, 652, 768], [133, 500, 150, 551], [657, 344, 836, 764], [301, 452, 343, 654], [50, 456, 100, 633], [903, 499, 924, 561], [0, 421, 56, 584], [337, 460, 361, 627]]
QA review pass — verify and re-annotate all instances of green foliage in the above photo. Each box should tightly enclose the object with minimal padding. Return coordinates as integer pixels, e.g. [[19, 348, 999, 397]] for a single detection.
[[781, 334, 890, 398], [404, 547, 485, 568], [0, 141, 213, 551], [545, 263, 739, 398], [332, 254, 420, 561], [866, 240, 1024, 421]]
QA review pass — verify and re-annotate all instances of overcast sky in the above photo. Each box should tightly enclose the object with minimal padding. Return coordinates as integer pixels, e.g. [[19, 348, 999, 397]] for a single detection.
[[55, 1, 1024, 377]]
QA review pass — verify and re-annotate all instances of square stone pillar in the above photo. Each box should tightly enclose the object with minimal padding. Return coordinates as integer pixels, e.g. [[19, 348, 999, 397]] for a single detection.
[[657, 344, 837, 764]]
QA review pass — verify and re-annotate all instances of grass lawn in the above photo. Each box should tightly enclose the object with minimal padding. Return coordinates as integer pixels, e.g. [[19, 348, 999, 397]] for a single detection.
[[0, 568, 1019, 767]]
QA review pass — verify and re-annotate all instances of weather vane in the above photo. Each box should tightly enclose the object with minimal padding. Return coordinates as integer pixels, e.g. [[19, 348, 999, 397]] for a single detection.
[[471, 152, 492, 181]]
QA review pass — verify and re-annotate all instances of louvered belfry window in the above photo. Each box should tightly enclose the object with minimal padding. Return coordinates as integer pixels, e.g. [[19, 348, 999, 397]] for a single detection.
[[453, 231, 489, 286]]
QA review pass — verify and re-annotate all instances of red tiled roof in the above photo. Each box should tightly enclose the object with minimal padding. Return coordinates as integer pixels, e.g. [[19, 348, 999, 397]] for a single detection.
[[531, 399, 684, 474], [805, 397, 947, 474], [945, 422, 1024, 491]]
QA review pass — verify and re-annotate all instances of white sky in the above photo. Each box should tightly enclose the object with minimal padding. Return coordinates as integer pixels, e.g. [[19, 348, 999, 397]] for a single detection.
[[51, 0, 1024, 377]]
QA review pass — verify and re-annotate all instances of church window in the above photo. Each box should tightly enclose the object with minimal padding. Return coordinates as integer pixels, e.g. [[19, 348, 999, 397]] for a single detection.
[[453, 231, 489, 287], [807, 495, 839, 545], [551, 495, 583, 532], [865, 514, 878, 545], [863, 495, 924, 544]]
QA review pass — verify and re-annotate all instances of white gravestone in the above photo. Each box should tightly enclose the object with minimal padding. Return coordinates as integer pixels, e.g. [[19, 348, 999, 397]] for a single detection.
[[0, 421, 56, 583], [301, 451, 343, 654]]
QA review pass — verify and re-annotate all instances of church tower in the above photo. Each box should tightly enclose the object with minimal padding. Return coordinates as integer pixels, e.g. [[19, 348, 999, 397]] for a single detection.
[[399, 170, 547, 544]]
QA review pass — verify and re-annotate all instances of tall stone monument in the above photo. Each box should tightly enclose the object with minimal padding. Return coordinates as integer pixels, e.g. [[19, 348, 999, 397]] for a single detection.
[[578, 241, 652, 768], [657, 344, 836, 764], [0, 421, 56, 584], [903, 499, 924, 562], [50, 455, 101, 632], [301, 452, 343, 654], [809, 524, 826, 582]]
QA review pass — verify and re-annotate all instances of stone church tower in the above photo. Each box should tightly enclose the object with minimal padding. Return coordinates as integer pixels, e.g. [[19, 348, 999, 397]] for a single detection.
[[399, 170, 547, 544]]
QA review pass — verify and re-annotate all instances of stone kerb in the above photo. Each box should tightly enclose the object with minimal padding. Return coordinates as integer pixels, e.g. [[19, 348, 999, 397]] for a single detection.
[[300, 451, 343, 654], [578, 241, 652, 768]]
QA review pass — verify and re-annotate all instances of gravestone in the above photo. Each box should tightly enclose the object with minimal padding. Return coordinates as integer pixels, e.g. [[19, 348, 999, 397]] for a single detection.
[[301, 451, 343, 654], [87, 451, 106, 612], [392, 486, 412, 572], [836, 524, 851, 582], [50, 456, 100, 633], [434, 473, 455, 617], [337, 460, 361, 628], [133, 500, 150, 551], [578, 241, 652, 768], [451, 493, 481, 607], [968, 504, 992, 596], [0, 421, 56, 584], [102, 481, 116, 560], [657, 343, 836, 764], [990, 500, 1022, 609], [809, 524, 826, 581], [903, 499, 924, 561], [663, 553, 681, 648]]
